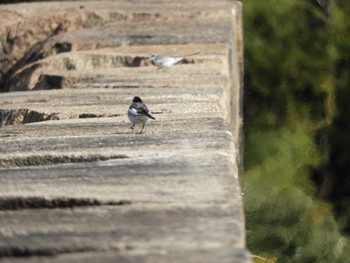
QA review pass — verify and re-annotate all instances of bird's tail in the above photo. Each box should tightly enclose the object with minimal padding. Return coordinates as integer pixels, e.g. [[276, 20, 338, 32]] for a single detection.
[[147, 113, 156, 120]]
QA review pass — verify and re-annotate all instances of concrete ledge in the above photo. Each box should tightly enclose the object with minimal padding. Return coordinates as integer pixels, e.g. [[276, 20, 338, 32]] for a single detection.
[[0, 1, 249, 262]]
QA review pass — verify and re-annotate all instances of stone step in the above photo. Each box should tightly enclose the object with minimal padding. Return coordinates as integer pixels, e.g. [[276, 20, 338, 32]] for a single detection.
[[8, 46, 226, 91], [0, 205, 248, 262], [0, 88, 223, 126]]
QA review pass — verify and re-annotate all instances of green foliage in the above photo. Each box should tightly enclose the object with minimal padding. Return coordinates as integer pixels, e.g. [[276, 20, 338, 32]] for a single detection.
[[243, 0, 350, 262], [244, 123, 350, 262], [244, 1, 332, 124]]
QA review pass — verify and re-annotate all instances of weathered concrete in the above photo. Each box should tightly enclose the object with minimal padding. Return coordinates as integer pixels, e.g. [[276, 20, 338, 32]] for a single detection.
[[0, 1, 248, 262]]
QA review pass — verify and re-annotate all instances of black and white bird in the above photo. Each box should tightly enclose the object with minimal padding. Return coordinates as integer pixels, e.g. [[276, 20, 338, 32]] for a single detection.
[[128, 96, 155, 134], [147, 52, 199, 69]]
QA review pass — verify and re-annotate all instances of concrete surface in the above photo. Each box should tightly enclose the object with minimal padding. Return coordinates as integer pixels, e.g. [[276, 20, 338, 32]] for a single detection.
[[0, 1, 249, 262]]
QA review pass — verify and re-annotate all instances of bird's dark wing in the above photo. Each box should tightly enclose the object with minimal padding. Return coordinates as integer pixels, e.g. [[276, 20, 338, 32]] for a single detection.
[[135, 103, 156, 119]]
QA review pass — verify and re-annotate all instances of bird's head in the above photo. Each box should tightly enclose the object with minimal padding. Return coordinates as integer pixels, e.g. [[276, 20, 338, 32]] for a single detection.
[[133, 96, 143, 103], [146, 54, 157, 61]]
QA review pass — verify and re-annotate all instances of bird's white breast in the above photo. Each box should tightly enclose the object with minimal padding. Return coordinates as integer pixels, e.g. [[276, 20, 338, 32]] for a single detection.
[[128, 108, 149, 124], [153, 56, 183, 68]]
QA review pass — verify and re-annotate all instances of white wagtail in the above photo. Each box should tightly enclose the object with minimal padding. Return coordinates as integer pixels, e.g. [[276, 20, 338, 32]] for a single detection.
[[128, 96, 155, 134], [146, 52, 199, 69]]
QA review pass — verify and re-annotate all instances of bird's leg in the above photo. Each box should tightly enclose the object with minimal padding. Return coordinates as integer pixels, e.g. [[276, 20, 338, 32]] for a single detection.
[[130, 123, 135, 133], [140, 123, 145, 134]]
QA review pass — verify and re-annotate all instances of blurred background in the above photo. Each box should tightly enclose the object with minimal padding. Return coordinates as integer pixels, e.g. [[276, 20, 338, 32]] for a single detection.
[[243, 0, 350, 262], [2, 0, 350, 262]]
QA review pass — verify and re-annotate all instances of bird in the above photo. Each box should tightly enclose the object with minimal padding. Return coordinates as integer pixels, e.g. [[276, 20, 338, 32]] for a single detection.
[[146, 52, 199, 69], [128, 96, 155, 134]]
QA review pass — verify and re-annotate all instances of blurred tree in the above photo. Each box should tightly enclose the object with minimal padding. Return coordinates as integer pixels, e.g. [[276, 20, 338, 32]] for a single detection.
[[327, 0, 350, 231], [243, 0, 350, 262]]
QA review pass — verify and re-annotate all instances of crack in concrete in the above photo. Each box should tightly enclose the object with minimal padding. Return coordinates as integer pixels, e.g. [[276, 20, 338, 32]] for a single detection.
[[0, 108, 59, 127], [0, 245, 104, 258], [0, 154, 129, 168], [0, 196, 132, 211], [0, 108, 123, 127]]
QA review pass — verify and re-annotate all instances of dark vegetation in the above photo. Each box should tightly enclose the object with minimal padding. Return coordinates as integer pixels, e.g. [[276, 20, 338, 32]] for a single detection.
[[243, 0, 350, 262]]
